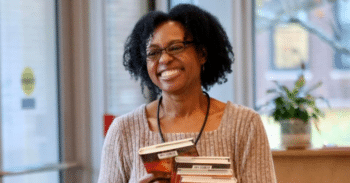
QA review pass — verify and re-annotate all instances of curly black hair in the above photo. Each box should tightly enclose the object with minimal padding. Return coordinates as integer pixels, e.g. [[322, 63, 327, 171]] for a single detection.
[[123, 4, 234, 97]]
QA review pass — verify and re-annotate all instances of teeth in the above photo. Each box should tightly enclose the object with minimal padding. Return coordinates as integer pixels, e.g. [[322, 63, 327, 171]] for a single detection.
[[160, 70, 180, 79]]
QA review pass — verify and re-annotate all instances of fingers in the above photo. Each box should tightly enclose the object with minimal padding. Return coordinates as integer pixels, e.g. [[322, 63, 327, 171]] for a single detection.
[[139, 173, 155, 183], [150, 177, 170, 183]]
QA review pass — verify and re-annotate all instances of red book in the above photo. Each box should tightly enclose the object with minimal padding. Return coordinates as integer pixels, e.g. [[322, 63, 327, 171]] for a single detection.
[[139, 138, 198, 183]]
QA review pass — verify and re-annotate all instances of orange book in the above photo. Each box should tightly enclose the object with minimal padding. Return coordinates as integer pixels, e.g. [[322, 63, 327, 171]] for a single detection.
[[139, 138, 199, 183]]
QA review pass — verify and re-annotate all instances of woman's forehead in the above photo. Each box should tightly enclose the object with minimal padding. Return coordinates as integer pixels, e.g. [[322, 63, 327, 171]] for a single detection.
[[147, 21, 187, 47]]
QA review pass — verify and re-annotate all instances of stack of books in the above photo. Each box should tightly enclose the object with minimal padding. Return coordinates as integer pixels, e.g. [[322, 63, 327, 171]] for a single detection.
[[139, 138, 237, 183], [174, 156, 237, 183]]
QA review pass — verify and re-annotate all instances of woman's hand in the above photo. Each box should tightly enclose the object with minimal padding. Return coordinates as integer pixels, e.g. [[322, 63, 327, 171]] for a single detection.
[[139, 172, 171, 183]]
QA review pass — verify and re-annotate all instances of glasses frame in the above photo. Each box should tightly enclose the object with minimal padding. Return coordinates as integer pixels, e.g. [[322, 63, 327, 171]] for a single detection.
[[146, 41, 195, 62]]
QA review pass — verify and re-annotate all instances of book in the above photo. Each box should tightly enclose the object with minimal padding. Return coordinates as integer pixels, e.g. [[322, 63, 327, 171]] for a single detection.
[[177, 168, 233, 178], [175, 156, 231, 170], [181, 176, 237, 183], [174, 156, 235, 183], [138, 138, 199, 183]]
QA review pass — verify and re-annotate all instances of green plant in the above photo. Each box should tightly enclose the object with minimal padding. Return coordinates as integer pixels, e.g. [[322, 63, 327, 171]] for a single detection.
[[258, 70, 330, 131]]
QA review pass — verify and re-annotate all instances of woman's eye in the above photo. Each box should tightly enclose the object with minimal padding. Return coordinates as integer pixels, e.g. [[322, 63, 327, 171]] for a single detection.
[[147, 50, 159, 56], [168, 45, 184, 52]]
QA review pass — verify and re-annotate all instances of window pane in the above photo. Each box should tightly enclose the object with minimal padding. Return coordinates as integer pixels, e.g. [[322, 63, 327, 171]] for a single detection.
[[170, 0, 194, 8], [254, 0, 350, 149], [0, 0, 59, 182], [105, 0, 147, 115]]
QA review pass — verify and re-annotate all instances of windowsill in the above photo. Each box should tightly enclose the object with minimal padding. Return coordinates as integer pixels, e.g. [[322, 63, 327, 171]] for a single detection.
[[272, 147, 350, 157], [330, 69, 350, 80], [265, 70, 313, 81]]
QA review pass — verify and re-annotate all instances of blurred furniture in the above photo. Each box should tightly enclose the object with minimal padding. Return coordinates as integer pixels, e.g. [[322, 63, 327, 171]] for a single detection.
[[272, 148, 350, 183]]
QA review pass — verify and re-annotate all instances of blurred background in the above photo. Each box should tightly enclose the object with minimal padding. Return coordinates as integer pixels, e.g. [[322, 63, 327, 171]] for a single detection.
[[0, 0, 349, 182]]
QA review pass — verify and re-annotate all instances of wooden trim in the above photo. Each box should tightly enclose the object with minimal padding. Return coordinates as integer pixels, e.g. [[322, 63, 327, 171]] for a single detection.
[[273, 148, 350, 183], [272, 147, 350, 157]]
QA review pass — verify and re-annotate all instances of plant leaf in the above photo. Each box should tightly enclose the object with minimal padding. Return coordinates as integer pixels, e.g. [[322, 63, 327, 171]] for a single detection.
[[305, 81, 323, 95], [315, 96, 332, 108], [292, 75, 305, 96], [294, 108, 309, 123]]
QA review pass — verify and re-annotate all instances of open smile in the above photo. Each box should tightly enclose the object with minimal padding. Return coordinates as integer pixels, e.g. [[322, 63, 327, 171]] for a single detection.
[[158, 69, 182, 80]]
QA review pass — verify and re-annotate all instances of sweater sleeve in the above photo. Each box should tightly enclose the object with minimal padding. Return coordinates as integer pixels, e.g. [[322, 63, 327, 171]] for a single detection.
[[239, 113, 277, 183], [98, 118, 130, 183]]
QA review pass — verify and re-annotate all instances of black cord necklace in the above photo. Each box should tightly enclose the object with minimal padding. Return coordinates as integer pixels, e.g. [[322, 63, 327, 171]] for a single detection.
[[157, 91, 210, 145]]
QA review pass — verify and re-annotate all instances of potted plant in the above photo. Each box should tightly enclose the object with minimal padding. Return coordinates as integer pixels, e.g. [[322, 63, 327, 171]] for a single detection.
[[258, 66, 330, 149]]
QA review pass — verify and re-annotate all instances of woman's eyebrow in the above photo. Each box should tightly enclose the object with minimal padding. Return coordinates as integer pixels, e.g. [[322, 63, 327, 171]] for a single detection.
[[147, 39, 185, 49]]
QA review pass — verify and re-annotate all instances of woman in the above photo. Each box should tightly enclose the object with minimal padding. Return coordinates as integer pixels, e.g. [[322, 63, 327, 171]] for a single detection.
[[98, 4, 276, 183]]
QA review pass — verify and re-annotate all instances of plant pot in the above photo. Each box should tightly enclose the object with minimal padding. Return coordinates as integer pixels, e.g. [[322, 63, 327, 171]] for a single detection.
[[280, 119, 311, 149]]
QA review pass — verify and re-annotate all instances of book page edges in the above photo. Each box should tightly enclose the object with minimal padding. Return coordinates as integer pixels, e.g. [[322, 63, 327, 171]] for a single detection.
[[139, 138, 195, 155]]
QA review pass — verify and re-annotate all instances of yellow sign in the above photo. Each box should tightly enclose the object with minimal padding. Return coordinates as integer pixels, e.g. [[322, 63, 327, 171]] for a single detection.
[[21, 67, 35, 96], [274, 23, 309, 69]]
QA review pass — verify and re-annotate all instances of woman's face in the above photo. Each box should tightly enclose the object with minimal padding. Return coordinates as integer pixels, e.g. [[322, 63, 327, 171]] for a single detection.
[[146, 21, 206, 95]]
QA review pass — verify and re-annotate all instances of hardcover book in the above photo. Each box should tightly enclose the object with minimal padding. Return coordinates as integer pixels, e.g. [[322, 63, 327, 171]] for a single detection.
[[138, 138, 199, 183], [181, 176, 237, 183], [176, 168, 234, 178], [175, 156, 231, 170]]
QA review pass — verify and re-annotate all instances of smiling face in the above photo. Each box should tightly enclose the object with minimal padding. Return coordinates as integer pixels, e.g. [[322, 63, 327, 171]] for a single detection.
[[146, 21, 206, 95]]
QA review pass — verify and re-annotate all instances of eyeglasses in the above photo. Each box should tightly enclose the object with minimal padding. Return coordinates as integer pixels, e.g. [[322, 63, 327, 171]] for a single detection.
[[146, 41, 194, 62]]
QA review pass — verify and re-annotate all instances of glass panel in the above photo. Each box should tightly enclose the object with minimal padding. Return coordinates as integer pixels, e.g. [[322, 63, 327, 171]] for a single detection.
[[170, 0, 194, 8], [254, 0, 350, 149], [105, 0, 147, 115], [0, 0, 59, 182]]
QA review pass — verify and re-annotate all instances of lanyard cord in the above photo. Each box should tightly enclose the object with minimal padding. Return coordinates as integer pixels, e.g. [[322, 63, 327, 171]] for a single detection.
[[157, 91, 210, 145]]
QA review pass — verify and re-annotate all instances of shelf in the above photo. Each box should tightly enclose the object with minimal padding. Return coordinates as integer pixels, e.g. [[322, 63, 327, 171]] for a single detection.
[[272, 147, 350, 157]]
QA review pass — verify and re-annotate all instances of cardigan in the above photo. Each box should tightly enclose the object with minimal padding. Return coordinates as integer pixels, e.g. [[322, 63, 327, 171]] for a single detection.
[[98, 101, 277, 183]]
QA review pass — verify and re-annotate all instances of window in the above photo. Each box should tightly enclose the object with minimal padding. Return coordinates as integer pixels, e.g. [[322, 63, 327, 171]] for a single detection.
[[169, 0, 194, 8], [104, 0, 148, 116], [1, 0, 59, 182], [167, 0, 235, 103], [334, 0, 350, 69], [255, 0, 350, 149]]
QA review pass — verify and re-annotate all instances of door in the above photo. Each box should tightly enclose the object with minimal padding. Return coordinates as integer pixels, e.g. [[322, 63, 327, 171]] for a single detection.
[[0, 0, 60, 182]]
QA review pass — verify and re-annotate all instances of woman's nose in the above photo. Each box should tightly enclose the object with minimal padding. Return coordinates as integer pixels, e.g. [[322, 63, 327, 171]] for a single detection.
[[158, 51, 173, 64]]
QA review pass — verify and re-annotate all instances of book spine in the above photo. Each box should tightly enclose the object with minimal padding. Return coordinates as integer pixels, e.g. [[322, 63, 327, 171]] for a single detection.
[[176, 163, 231, 169]]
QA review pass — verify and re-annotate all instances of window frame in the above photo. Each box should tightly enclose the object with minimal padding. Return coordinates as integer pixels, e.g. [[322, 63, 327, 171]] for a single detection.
[[333, 1, 350, 70]]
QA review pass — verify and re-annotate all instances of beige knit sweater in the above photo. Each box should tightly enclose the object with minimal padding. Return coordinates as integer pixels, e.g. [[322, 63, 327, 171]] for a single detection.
[[98, 101, 277, 183]]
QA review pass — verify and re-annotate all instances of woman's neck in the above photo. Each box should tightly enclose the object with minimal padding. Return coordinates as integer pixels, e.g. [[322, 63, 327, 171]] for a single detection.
[[160, 89, 208, 118]]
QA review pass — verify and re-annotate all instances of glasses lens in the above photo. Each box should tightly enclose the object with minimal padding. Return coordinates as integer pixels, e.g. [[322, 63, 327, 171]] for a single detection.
[[167, 43, 185, 54], [146, 49, 161, 61], [146, 42, 188, 61]]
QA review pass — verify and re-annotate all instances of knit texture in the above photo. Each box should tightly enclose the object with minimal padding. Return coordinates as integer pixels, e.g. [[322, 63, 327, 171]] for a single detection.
[[98, 101, 277, 183]]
